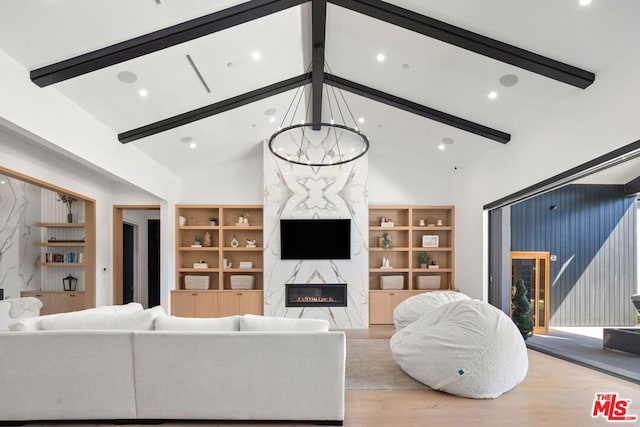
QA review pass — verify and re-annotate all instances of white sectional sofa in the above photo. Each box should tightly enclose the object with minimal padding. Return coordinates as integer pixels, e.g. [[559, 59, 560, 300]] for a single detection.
[[0, 305, 346, 425]]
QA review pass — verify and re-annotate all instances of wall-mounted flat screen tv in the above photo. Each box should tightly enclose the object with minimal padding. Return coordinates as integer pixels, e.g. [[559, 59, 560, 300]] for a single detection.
[[280, 219, 351, 260]]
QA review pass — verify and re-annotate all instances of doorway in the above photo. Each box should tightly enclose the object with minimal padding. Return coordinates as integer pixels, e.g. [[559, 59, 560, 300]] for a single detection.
[[113, 205, 161, 307], [511, 251, 550, 335]]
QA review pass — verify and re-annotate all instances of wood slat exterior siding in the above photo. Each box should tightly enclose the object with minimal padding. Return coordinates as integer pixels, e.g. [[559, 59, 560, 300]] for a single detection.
[[511, 184, 637, 326]]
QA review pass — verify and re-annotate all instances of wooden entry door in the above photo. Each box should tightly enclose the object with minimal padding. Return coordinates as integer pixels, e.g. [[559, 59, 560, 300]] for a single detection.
[[511, 251, 550, 335]]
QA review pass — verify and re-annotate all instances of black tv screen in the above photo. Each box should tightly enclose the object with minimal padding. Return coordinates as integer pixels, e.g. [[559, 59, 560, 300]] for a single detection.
[[280, 219, 351, 260]]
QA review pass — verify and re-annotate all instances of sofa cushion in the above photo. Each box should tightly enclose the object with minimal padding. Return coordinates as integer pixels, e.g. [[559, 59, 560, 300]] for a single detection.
[[155, 315, 241, 331], [41, 306, 165, 331], [393, 291, 471, 330], [8, 302, 144, 331], [240, 314, 329, 332]]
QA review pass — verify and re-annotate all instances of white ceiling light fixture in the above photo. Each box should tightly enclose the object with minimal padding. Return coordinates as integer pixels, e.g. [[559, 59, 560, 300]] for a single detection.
[[251, 51, 261, 61], [376, 53, 385, 62], [138, 88, 148, 97], [438, 143, 446, 151], [268, 64, 369, 167], [0, 180, 6, 185], [579, 0, 592, 6], [189, 142, 197, 149], [488, 91, 498, 100]]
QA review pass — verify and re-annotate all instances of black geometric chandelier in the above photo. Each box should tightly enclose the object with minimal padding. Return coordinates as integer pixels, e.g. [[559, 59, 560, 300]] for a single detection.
[[268, 69, 369, 167]]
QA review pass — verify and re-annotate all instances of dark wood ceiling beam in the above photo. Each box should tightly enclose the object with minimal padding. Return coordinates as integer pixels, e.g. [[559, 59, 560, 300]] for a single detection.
[[30, 0, 308, 87], [311, 0, 327, 130], [118, 73, 311, 143], [328, 0, 595, 89], [325, 73, 510, 144]]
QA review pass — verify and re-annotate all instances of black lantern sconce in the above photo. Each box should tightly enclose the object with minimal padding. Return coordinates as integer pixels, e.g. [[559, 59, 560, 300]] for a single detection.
[[62, 274, 77, 292]]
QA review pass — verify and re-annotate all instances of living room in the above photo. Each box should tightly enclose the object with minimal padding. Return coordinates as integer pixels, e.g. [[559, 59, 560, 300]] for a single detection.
[[1, 1, 640, 425]]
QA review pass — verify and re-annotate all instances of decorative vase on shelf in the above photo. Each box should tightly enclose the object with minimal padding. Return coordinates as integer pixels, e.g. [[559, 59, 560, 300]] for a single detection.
[[230, 234, 239, 248]]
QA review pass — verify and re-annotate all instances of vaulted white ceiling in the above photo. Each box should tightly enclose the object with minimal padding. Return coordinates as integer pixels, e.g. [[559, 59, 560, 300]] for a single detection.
[[0, 0, 639, 180]]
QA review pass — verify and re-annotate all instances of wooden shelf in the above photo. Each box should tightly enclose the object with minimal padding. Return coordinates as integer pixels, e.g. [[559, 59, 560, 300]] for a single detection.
[[175, 205, 264, 317], [37, 262, 85, 267], [178, 247, 219, 251], [37, 222, 85, 228], [37, 242, 85, 247], [369, 205, 455, 325]]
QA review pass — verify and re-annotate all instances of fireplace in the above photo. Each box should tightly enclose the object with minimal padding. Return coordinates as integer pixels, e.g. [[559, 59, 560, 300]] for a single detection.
[[285, 284, 347, 307]]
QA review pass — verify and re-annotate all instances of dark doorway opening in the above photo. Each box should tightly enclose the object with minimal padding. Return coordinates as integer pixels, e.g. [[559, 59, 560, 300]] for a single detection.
[[122, 223, 135, 304], [148, 219, 160, 307]]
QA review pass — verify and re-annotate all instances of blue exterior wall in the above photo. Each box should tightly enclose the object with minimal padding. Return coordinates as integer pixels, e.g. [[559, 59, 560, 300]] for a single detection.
[[511, 184, 637, 326]]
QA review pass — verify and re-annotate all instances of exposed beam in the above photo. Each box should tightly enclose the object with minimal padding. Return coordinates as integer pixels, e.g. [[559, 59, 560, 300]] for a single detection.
[[119, 73, 311, 143], [324, 73, 510, 144], [311, 0, 328, 130], [624, 175, 640, 196], [329, 0, 595, 89], [30, 0, 308, 87]]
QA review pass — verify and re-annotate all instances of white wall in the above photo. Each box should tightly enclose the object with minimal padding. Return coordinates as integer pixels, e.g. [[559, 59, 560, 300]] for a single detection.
[[452, 47, 640, 300], [0, 128, 173, 308]]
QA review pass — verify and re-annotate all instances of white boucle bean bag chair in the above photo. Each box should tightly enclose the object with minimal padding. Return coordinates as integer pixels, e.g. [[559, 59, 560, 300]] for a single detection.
[[393, 291, 471, 330], [390, 299, 528, 399]]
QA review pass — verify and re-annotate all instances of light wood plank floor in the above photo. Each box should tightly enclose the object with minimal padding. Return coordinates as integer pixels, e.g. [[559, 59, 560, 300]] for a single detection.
[[38, 326, 640, 427]]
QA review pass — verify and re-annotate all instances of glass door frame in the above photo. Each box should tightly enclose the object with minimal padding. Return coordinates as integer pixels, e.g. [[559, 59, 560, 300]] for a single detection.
[[510, 251, 550, 335]]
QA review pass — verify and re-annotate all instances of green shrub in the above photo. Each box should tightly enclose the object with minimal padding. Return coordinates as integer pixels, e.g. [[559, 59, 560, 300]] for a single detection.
[[511, 279, 534, 339]]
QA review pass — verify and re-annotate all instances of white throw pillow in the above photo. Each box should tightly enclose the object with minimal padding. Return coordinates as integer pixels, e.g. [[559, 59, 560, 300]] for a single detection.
[[41, 306, 166, 331], [240, 314, 329, 332], [393, 291, 470, 330], [8, 303, 145, 331], [155, 315, 241, 331], [390, 299, 528, 399]]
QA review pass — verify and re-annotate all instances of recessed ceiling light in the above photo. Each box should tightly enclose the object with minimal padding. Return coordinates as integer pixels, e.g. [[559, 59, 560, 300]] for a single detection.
[[269, 116, 276, 123], [330, 118, 335, 125], [376, 53, 385, 62], [117, 71, 137, 84], [138, 88, 148, 97], [0, 180, 6, 184], [189, 142, 197, 149], [358, 117, 365, 124], [180, 136, 193, 143], [488, 91, 498, 100], [499, 74, 519, 87], [579, 0, 592, 5], [251, 51, 261, 61], [438, 144, 446, 151]]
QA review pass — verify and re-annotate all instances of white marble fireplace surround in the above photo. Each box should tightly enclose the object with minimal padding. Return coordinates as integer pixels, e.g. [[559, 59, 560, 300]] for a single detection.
[[263, 142, 369, 328]]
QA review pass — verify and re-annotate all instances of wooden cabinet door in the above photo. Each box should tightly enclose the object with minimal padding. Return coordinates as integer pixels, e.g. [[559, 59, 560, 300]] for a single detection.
[[217, 292, 240, 317], [22, 292, 56, 315], [171, 291, 196, 317], [369, 291, 418, 325], [194, 292, 218, 318], [65, 293, 85, 313], [238, 291, 263, 315], [369, 292, 393, 324]]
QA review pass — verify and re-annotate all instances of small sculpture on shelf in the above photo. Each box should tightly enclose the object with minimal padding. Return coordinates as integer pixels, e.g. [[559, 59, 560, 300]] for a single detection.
[[230, 234, 239, 248], [236, 213, 250, 226], [223, 256, 233, 269], [380, 256, 392, 269], [191, 236, 202, 248], [203, 232, 213, 247], [57, 194, 77, 223], [246, 239, 257, 248]]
